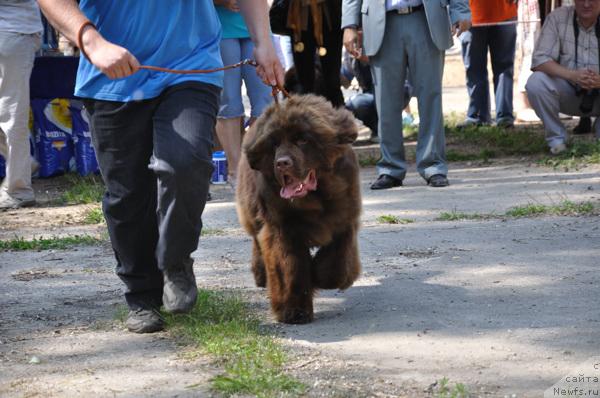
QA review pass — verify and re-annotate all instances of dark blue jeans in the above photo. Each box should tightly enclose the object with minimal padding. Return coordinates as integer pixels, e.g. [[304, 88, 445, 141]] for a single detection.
[[461, 23, 517, 124], [84, 82, 220, 310]]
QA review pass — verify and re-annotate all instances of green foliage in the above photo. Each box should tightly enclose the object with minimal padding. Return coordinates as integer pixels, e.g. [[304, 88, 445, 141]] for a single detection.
[[358, 155, 380, 167], [505, 200, 595, 218], [436, 201, 596, 221], [435, 377, 469, 398], [59, 174, 105, 204], [0, 235, 103, 251], [445, 123, 548, 158], [165, 290, 305, 397], [201, 227, 227, 237], [376, 215, 414, 224], [435, 211, 489, 221], [83, 207, 104, 224], [540, 140, 600, 170]]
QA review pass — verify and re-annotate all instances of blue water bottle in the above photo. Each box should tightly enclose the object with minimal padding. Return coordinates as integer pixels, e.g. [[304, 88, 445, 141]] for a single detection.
[[211, 151, 228, 184]]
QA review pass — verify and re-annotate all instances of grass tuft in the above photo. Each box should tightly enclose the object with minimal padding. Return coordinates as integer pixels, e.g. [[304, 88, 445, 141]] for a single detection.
[[358, 155, 380, 167], [0, 235, 103, 251], [83, 207, 105, 224], [540, 140, 600, 170], [434, 377, 469, 398], [59, 174, 105, 204], [435, 211, 490, 221], [436, 200, 597, 221], [165, 290, 305, 397], [506, 200, 595, 218], [376, 215, 414, 224], [443, 116, 548, 161]]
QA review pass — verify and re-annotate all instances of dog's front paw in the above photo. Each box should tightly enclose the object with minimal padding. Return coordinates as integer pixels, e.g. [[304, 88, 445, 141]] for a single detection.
[[275, 308, 314, 324]]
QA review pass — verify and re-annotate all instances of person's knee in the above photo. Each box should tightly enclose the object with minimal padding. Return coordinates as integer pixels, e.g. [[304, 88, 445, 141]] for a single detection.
[[525, 71, 550, 100]]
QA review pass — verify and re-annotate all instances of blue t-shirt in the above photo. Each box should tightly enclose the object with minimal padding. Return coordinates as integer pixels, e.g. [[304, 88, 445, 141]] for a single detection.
[[76, 0, 224, 102], [215, 6, 249, 39]]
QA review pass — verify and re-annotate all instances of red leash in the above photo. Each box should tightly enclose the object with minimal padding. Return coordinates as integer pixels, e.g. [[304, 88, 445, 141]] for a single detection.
[[77, 21, 289, 101]]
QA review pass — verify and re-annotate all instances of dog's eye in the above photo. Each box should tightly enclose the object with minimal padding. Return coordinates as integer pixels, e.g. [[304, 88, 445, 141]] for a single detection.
[[296, 138, 308, 146]]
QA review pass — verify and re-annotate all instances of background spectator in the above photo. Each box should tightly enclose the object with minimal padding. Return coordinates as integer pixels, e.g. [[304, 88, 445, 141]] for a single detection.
[[459, 0, 518, 128], [214, 0, 273, 186], [342, 0, 471, 189], [0, 0, 42, 209], [289, 0, 344, 107], [526, 1, 600, 155]]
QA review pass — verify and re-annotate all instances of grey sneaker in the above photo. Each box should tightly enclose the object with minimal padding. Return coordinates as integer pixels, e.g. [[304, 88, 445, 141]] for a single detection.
[[0, 192, 35, 210], [163, 258, 198, 314], [125, 308, 165, 333], [549, 142, 567, 155]]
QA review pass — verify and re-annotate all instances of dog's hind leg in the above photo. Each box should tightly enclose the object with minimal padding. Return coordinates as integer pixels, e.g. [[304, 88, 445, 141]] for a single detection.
[[251, 237, 267, 288], [258, 226, 314, 324], [312, 227, 361, 290]]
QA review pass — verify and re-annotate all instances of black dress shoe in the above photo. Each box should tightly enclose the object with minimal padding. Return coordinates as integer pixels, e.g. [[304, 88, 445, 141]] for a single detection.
[[573, 117, 592, 135], [427, 174, 449, 187], [370, 174, 402, 190]]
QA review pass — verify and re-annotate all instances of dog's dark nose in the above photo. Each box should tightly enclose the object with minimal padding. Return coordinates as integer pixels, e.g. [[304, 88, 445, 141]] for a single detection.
[[276, 156, 293, 170]]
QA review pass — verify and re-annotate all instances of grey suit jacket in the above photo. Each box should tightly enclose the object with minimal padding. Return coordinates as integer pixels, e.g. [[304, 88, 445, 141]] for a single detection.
[[341, 0, 471, 56]]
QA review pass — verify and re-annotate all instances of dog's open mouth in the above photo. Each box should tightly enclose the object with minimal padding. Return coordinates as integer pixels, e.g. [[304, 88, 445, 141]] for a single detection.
[[280, 169, 317, 199]]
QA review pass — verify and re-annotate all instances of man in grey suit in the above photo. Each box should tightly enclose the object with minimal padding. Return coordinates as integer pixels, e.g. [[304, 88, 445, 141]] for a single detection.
[[342, 0, 471, 189]]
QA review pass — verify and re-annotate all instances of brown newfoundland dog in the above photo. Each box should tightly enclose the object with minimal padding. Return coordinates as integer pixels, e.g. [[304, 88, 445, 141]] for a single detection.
[[236, 94, 361, 324]]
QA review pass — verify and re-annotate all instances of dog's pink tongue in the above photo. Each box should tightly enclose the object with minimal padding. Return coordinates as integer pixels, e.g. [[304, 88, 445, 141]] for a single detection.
[[280, 170, 317, 199]]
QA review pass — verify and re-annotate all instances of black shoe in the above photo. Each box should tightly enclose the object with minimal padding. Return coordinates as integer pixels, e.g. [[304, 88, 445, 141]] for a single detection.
[[573, 117, 592, 135], [427, 174, 449, 187], [125, 308, 165, 333], [163, 258, 198, 314], [370, 174, 402, 190]]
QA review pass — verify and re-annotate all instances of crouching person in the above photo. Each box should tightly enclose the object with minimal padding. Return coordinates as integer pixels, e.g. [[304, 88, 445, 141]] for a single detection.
[[526, 0, 600, 155]]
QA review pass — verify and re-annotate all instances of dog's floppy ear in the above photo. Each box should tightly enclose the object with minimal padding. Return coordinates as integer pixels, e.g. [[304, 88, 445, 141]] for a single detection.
[[333, 107, 359, 145], [243, 117, 273, 172]]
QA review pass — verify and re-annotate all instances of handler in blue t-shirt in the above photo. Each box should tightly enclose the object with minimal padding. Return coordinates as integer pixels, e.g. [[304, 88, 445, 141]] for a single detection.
[[38, 0, 284, 333]]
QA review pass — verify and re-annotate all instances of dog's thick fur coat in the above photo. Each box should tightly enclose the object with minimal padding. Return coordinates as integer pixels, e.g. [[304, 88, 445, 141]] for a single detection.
[[236, 94, 361, 324]]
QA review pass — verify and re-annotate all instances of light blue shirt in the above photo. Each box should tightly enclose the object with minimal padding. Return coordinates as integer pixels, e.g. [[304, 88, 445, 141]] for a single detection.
[[385, 0, 423, 12], [75, 0, 223, 102], [215, 6, 250, 39]]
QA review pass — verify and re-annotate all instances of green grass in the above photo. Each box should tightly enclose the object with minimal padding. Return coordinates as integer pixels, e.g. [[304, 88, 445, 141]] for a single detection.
[[434, 377, 469, 398], [435, 211, 490, 221], [165, 290, 305, 397], [358, 155, 380, 167], [201, 227, 228, 237], [445, 122, 548, 159], [540, 140, 600, 170], [0, 235, 103, 251], [59, 174, 105, 204], [376, 215, 414, 224], [436, 200, 596, 221], [505, 200, 595, 218], [83, 207, 105, 224]]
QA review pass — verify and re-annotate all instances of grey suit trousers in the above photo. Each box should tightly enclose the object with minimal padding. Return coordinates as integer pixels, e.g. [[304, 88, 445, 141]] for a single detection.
[[370, 10, 447, 181]]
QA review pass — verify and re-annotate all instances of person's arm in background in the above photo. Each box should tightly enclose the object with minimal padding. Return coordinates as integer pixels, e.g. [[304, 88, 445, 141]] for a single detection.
[[238, 0, 285, 88], [341, 0, 362, 58], [450, 0, 472, 36], [37, 0, 140, 79]]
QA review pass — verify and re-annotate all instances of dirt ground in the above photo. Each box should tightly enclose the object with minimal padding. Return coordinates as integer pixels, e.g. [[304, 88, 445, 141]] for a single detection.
[[2, 53, 600, 397], [1, 153, 600, 397]]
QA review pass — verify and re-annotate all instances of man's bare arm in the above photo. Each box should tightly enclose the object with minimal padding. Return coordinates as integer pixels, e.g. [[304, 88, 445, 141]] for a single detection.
[[531, 60, 599, 89], [38, 0, 139, 79], [238, 0, 285, 88]]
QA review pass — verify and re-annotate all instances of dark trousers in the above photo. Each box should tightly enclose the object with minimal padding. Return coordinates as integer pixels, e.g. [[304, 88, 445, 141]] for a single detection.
[[461, 23, 517, 124], [84, 82, 220, 310], [292, 0, 344, 107], [346, 92, 377, 135]]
